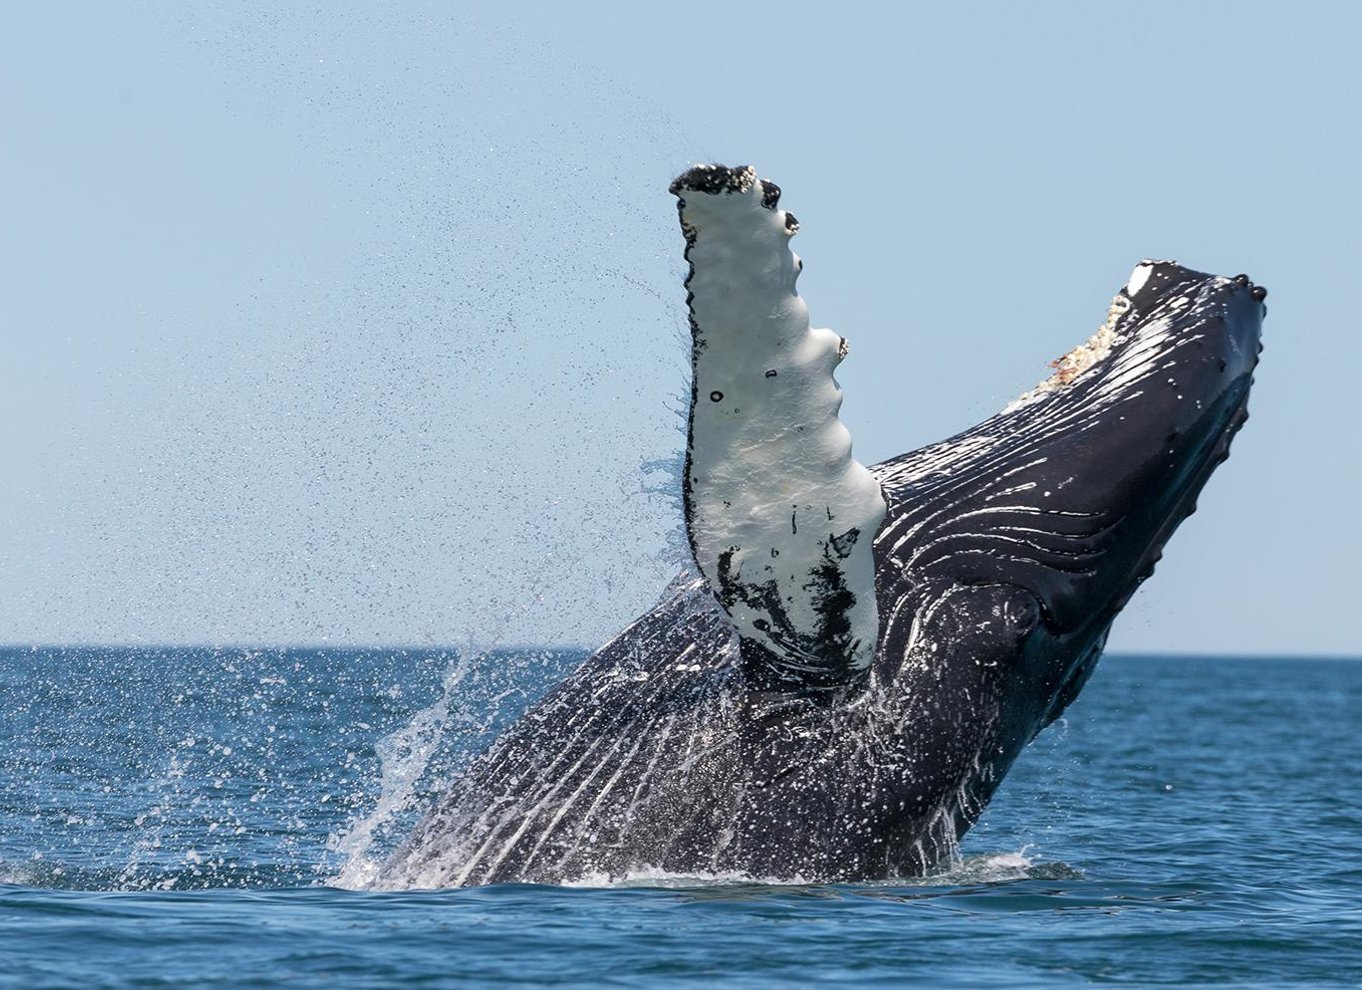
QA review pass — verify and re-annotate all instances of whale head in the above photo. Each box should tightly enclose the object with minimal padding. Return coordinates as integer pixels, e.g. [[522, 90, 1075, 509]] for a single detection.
[[824, 260, 1268, 863]]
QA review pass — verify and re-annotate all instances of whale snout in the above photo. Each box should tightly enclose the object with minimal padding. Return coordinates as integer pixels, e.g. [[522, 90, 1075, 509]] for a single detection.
[[1117, 261, 1264, 384], [1123, 259, 1266, 314]]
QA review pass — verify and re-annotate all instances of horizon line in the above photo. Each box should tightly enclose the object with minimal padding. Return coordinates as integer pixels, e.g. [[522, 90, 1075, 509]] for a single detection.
[[2, 642, 1359, 663]]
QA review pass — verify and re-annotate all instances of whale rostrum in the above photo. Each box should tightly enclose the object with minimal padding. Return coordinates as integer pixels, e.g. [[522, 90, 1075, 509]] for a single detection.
[[373, 165, 1265, 888]]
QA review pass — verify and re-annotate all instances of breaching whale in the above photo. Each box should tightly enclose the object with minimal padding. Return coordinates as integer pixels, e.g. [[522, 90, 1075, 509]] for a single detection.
[[374, 164, 1265, 888]]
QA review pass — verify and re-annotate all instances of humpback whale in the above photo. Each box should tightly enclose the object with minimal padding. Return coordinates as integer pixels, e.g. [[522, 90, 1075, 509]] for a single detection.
[[374, 164, 1265, 888]]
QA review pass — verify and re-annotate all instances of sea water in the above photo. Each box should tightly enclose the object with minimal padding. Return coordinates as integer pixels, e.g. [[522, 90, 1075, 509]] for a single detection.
[[2, 646, 1359, 987]]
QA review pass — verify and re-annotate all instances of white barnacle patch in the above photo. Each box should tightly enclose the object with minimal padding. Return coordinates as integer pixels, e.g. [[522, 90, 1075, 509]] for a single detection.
[[1007, 262, 1154, 409], [672, 165, 886, 683]]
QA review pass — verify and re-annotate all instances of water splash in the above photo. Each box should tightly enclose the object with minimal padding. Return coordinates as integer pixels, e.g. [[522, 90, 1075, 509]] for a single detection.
[[555, 849, 1078, 890], [0, 646, 462, 891], [329, 655, 474, 889]]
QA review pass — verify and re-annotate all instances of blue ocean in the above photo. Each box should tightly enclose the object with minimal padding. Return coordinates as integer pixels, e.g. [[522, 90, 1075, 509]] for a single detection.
[[2, 646, 1359, 988]]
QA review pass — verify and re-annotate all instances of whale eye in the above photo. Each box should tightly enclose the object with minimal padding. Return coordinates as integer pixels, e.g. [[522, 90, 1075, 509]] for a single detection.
[[710, 390, 724, 402], [753, 618, 770, 631], [765, 369, 778, 379]]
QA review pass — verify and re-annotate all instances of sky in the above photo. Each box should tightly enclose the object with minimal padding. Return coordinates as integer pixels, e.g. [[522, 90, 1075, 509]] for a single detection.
[[1, 1, 1358, 655]]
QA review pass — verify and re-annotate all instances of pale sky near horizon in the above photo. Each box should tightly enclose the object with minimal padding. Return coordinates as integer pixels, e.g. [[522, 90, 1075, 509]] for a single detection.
[[2, 2, 1359, 655]]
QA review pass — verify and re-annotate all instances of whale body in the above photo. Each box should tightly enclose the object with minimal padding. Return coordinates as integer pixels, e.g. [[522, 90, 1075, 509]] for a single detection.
[[374, 165, 1265, 888]]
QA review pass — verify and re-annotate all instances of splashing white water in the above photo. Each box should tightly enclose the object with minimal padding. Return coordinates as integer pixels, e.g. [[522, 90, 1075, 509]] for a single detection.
[[329, 655, 474, 890], [554, 849, 1073, 890], [328, 551, 617, 890]]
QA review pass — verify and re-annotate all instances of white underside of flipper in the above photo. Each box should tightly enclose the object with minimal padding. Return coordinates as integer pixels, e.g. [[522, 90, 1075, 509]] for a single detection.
[[671, 165, 886, 687]]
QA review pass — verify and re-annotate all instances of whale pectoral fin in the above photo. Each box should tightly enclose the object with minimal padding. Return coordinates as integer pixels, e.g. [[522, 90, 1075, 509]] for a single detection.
[[671, 164, 887, 693]]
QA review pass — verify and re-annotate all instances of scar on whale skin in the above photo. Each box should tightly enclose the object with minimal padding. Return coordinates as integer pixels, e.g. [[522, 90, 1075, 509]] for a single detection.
[[371, 165, 1266, 890]]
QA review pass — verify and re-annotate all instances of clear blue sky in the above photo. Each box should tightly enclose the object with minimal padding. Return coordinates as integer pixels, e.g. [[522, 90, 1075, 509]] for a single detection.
[[2, 2, 1358, 655]]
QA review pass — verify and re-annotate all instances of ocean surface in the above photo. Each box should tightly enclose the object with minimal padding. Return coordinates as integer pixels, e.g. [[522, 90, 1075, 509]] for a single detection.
[[2, 646, 1359, 988]]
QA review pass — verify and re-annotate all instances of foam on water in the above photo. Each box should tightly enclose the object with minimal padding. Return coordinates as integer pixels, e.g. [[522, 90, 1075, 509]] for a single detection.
[[558, 850, 1077, 890], [0, 645, 585, 893]]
